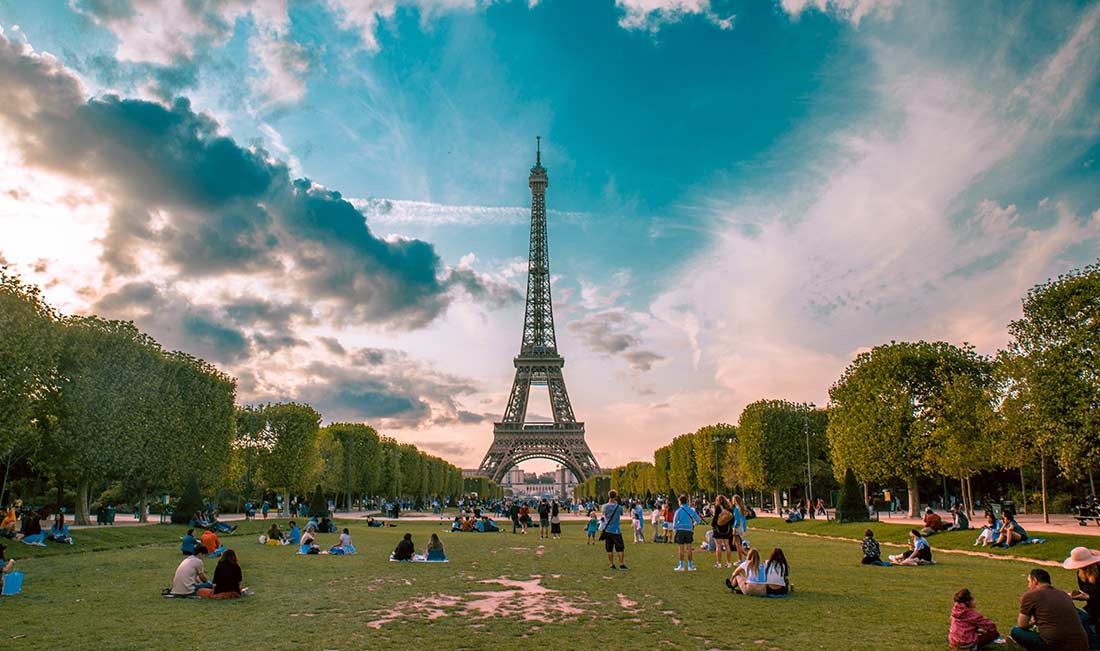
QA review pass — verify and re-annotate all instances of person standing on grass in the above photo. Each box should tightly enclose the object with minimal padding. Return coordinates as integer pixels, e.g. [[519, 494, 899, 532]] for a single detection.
[[633, 500, 645, 544], [731, 495, 748, 562], [672, 494, 702, 572], [550, 501, 562, 540], [651, 503, 663, 543], [711, 495, 734, 568], [538, 499, 551, 539], [601, 490, 627, 570], [509, 501, 520, 534], [1011, 568, 1088, 651]]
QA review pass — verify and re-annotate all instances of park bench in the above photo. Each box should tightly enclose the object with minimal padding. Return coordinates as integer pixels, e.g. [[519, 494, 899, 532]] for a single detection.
[[1074, 506, 1100, 526]]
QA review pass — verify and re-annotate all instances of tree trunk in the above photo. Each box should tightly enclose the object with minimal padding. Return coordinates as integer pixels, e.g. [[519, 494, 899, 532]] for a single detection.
[[773, 488, 782, 514], [1040, 452, 1049, 525], [1091, 468, 1096, 498], [863, 481, 870, 505], [966, 475, 975, 518], [1020, 467, 1028, 515], [959, 473, 968, 516], [0, 448, 12, 508], [75, 479, 92, 526], [906, 476, 920, 518], [138, 481, 149, 524]]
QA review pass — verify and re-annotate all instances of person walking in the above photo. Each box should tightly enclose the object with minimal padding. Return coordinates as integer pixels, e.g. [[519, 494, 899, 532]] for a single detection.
[[538, 499, 551, 539], [550, 501, 562, 540], [731, 495, 749, 562], [632, 501, 645, 544], [601, 490, 627, 570], [508, 501, 520, 534], [672, 494, 702, 572]]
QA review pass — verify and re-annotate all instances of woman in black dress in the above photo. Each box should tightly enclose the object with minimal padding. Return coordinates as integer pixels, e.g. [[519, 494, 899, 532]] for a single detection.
[[550, 501, 562, 539], [197, 548, 243, 599]]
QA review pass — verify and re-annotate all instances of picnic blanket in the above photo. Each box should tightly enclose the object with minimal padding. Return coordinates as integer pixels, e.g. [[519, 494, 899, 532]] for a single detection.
[[389, 554, 449, 563]]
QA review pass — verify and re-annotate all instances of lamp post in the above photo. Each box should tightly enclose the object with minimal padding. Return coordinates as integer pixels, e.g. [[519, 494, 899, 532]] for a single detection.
[[805, 402, 815, 515]]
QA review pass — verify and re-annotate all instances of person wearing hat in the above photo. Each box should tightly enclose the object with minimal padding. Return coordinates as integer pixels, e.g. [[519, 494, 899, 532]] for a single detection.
[[947, 506, 970, 531], [1065, 546, 1100, 649]]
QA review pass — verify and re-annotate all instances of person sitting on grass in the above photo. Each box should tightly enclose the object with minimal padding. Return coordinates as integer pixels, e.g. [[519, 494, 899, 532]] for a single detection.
[[861, 529, 891, 566], [425, 533, 447, 561], [974, 513, 1000, 547], [392, 533, 415, 561], [330, 528, 355, 555], [726, 548, 768, 596], [208, 514, 236, 534], [169, 544, 211, 597], [994, 512, 1028, 548], [1063, 546, 1100, 649], [889, 529, 933, 565], [784, 508, 803, 524], [947, 507, 970, 531], [764, 548, 790, 595], [287, 521, 302, 545], [319, 517, 336, 534], [196, 548, 243, 599], [48, 512, 72, 544], [1011, 568, 1089, 651], [18, 510, 46, 546], [190, 511, 211, 528], [299, 526, 320, 555], [919, 508, 944, 537], [181, 529, 199, 555], [450, 516, 463, 532], [1, 505, 16, 539], [949, 587, 1002, 649], [266, 522, 286, 545], [0, 557, 14, 594], [201, 528, 225, 558], [481, 516, 500, 533], [672, 494, 702, 572]]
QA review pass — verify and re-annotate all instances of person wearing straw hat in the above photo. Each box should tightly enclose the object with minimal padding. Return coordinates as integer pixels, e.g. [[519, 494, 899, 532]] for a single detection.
[[1064, 546, 1100, 649]]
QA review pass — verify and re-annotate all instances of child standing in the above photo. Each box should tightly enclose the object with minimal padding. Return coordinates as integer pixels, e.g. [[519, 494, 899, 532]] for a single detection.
[[861, 529, 891, 566], [948, 588, 1002, 649], [585, 511, 599, 545], [672, 494, 702, 571], [651, 505, 663, 543]]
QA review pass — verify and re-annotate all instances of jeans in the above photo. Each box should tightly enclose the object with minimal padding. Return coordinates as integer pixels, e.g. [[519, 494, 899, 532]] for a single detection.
[[1080, 609, 1099, 650], [1010, 627, 1043, 650]]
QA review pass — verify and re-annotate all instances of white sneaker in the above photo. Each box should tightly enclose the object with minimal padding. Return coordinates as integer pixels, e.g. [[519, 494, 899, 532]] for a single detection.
[[714, 562, 722, 568], [724, 562, 732, 568], [687, 566, 697, 572], [674, 565, 685, 571]]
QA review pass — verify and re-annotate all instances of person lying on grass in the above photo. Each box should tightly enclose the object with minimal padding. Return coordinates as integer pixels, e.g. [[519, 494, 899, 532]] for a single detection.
[[948, 587, 1002, 650], [392, 533, 415, 561], [889, 529, 933, 565], [196, 548, 244, 599], [861, 529, 891, 566], [170, 544, 211, 596]]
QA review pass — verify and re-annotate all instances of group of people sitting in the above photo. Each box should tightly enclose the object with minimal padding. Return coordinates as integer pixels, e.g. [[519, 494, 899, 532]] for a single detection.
[[167, 543, 247, 599], [1, 507, 73, 546], [860, 528, 935, 566], [189, 511, 236, 534], [181, 528, 226, 558], [974, 511, 1031, 548], [257, 520, 354, 555], [391, 532, 447, 562], [449, 515, 500, 533], [947, 546, 1100, 651], [724, 547, 790, 596]]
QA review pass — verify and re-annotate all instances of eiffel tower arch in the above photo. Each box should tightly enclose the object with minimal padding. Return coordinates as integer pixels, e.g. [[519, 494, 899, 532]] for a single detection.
[[478, 139, 601, 484]]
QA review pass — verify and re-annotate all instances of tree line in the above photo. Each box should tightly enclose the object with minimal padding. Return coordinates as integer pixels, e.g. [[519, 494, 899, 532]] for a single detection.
[[582, 259, 1100, 522], [0, 270, 464, 524]]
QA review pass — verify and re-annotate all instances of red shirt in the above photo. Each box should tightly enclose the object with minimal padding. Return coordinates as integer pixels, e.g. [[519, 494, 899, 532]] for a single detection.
[[201, 530, 220, 552]]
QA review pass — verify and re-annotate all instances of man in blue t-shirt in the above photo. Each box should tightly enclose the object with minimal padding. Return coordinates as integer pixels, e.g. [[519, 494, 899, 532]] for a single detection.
[[672, 494, 702, 571], [601, 490, 628, 570]]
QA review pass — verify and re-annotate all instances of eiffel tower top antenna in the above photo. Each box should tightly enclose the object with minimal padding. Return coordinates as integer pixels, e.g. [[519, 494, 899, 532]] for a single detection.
[[536, 135, 541, 166]]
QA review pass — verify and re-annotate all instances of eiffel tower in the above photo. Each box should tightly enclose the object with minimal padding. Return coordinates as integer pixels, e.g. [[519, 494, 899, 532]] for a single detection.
[[477, 138, 600, 484]]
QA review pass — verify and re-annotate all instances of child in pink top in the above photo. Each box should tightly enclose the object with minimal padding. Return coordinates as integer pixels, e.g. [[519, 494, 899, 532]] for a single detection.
[[949, 587, 1001, 649]]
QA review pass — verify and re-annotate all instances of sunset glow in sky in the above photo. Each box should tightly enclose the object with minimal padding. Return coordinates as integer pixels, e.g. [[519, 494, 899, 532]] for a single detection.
[[0, 0, 1098, 472]]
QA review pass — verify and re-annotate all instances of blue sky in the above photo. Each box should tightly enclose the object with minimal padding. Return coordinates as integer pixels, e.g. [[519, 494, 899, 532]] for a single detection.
[[0, 0, 1098, 471]]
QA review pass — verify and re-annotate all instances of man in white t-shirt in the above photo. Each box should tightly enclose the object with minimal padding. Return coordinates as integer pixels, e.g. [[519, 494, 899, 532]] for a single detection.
[[170, 544, 211, 596]]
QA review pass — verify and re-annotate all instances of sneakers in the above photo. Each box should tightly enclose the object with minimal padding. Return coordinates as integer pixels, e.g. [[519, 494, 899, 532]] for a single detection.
[[610, 565, 618, 570], [714, 562, 722, 568], [687, 564, 697, 572], [674, 563, 685, 571], [724, 562, 732, 568], [618, 565, 629, 570]]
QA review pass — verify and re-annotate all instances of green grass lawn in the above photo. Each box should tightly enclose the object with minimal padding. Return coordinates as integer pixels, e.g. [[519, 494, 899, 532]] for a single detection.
[[1, 518, 1089, 650]]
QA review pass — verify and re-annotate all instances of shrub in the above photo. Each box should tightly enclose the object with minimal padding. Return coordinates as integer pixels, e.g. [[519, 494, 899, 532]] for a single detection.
[[836, 468, 869, 523], [172, 476, 203, 524], [308, 484, 329, 518]]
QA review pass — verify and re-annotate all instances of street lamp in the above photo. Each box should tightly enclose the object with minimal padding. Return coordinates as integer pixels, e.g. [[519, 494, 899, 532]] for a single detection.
[[804, 402, 816, 515]]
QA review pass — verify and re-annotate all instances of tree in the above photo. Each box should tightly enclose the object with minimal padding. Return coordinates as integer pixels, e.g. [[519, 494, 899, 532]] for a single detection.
[[1005, 260, 1100, 498], [308, 483, 329, 517], [668, 434, 696, 495], [836, 467, 868, 523], [827, 341, 988, 517], [736, 400, 822, 510], [927, 363, 996, 517], [324, 423, 379, 511], [653, 446, 671, 495], [258, 403, 321, 513], [173, 475, 204, 524], [0, 270, 60, 505]]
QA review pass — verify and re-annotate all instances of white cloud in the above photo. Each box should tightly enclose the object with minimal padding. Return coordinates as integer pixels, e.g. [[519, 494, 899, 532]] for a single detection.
[[779, 0, 901, 25], [323, 0, 485, 52], [615, 0, 733, 32], [350, 196, 586, 226]]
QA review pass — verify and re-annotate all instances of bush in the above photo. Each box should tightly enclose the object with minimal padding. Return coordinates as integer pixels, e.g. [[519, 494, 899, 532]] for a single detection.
[[172, 476, 203, 524], [308, 484, 329, 518], [836, 468, 869, 523]]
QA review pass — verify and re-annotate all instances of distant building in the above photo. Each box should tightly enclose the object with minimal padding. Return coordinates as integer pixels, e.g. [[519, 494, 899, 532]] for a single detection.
[[462, 468, 482, 478]]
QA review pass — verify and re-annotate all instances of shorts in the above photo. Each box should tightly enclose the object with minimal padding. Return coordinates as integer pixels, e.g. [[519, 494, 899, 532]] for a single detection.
[[674, 530, 694, 545], [603, 532, 625, 552], [712, 532, 733, 542], [540, 518, 550, 528]]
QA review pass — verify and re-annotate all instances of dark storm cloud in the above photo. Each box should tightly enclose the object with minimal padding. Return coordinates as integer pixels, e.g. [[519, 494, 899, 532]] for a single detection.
[[567, 310, 666, 371], [182, 313, 250, 360], [317, 336, 346, 355], [0, 33, 514, 329]]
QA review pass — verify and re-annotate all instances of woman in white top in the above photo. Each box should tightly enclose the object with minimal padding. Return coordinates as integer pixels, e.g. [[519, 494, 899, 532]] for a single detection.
[[727, 548, 768, 596]]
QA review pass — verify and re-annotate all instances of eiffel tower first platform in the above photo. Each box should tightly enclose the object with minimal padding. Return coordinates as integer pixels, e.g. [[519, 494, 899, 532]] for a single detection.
[[477, 139, 601, 484]]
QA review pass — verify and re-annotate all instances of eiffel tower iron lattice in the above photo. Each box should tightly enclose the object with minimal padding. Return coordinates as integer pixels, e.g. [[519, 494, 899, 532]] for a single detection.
[[477, 139, 601, 484]]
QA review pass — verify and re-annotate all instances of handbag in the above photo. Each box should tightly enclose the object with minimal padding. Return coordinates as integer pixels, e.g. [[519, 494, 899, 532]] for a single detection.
[[717, 508, 733, 527], [597, 504, 620, 541], [550, 516, 560, 524]]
